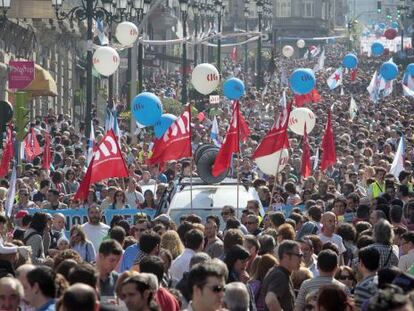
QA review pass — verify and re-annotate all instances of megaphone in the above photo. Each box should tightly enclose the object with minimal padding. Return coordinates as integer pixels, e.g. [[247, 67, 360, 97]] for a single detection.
[[195, 144, 228, 184]]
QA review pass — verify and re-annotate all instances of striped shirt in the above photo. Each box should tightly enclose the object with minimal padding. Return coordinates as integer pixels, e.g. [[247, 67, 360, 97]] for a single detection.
[[354, 275, 377, 309], [294, 276, 349, 311]]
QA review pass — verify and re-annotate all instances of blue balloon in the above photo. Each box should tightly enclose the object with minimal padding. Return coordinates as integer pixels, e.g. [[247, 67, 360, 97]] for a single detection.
[[223, 78, 245, 100], [379, 23, 386, 29], [154, 114, 177, 138], [391, 21, 399, 29], [380, 62, 399, 81], [371, 42, 385, 56], [131, 92, 163, 126], [289, 68, 316, 95], [343, 53, 358, 69], [407, 64, 414, 76]]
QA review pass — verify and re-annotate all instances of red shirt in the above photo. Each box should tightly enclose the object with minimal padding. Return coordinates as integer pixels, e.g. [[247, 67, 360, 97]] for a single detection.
[[155, 287, 180, 311]]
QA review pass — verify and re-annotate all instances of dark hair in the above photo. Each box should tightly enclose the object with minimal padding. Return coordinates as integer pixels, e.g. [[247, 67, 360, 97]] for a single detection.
[[223, 229, 244, 254], [317, 249, 338, 273], [244, 235, 260, 251], [48, 189, 60, 196], [356, 205, 370, 219], [187, 262, 227, 296], [68, 263, 98, 288], [278, 240, 299, 260], [357, 235, 374, 249], [321, 242, 339, 255], [355, 221, 372, 237], [401, 232, 414, 245], [184, 229, 204, 250], [359, 246, 380, 272], [56, 259, 79, 281], [177, 221, 194, 243], [22, 214, 33, 227], [140, 255, 165, 283], [378, 267, 402, 289], [29, 212, 49, 233], [224, 245, 250, 271], [206, 215, 220, 229], [0, 214, 7, 224], [269, 212, 285, 227], [98, 239, 123, 256], [336, 223, 356, 242], [258, 235, 276, 255], [27, 266, 56, 298], [289, 213, 303, 227], [109, 226, 126, 246], [139, 231, 161, 254], [307, 206, 322, 222], [62, 284, 96, 311], [367, 286, 410, 311], [40, 179, 51, 189], [390, 205, 403, 224], [317, 285, 353, 311]]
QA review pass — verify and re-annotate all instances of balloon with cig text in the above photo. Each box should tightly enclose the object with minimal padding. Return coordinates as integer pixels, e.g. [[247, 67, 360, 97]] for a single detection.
[[191, 63, 220, 95], [93, 47, 120, 76], [288, 108, 316, 135], [131, 92, 163, 127], [116, 21, 139, 46]]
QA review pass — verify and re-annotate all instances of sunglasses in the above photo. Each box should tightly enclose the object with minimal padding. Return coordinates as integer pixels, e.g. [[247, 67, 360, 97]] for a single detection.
[[204, 284, 225, 293], [287, 252, 304, 258], [338, 275, 353, 280]]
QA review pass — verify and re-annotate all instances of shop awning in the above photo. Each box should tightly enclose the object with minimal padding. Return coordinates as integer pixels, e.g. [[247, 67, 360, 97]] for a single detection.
[[24, 64, 57, 97]]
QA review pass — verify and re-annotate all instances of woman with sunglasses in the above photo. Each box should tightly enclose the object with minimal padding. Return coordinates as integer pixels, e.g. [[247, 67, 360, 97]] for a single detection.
[[334, 266, 356, 294], [110, 190, 131, 210], [70, 224, 96, 263]]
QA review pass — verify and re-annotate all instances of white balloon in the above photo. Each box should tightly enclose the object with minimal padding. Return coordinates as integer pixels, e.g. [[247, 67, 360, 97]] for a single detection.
[[93, 47, 120, 77], [282, 45, 294, 58], [116, 21, 139, 46], [191, 63, 220, 95], [255, 149, 289, 176], [297, 39, 306, 48], [288, 107, 316, 135]]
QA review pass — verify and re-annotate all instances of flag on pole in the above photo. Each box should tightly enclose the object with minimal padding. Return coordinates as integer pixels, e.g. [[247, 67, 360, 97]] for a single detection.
[[5, 163, 16, 217], [276, 90, 288, 128], [0, 127, 14, 177], [212, 101, 250, 177], [280, 67, 289, 86], [210, 116, 222, 147], [367, 70, 381, 103], [350, 68, 357, 81], [310, 45, 321, 58], [320, 110, 337, 171], [231, 47, 237, 63], [74, 130, 129, 201], [379, 77, 393, 97], [301, 124, 312, 178], [148, 105, 192, 166], [87, 121, 95, 166], [95, 17, 109, 45], [389, 135, 405, 179], [253, 104, 291, 160], [303, 49, 309, 60], [349, 96, 358, 121], [24, 128, 42, 162], [326, 67, 343, 90], [403, 84, 414, 97], [294, 88, 321, 107], [313, 48, 325, 72], [42, 132, 52, 170], [313, 147, 319, 171], [340, 87, 345, 96]]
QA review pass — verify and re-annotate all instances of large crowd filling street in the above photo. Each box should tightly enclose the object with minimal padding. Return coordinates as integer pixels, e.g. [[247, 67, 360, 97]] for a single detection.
[[4, 22, 414, 310]]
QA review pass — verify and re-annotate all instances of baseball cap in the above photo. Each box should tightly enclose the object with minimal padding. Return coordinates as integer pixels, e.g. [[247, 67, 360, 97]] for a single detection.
[[15, 210, 29, 219]]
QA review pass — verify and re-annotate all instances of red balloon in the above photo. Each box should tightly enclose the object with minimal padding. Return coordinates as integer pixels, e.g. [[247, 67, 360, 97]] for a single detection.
[[384, 28, 397, 40]]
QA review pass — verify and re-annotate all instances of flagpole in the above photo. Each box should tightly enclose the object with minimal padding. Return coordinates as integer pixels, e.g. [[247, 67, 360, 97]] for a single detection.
[[236, 101, 241, 214], [189, 104, 193, 211]]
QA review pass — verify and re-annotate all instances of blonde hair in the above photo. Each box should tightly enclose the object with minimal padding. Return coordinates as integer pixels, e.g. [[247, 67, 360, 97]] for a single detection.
[[160, 230, 185, 259]]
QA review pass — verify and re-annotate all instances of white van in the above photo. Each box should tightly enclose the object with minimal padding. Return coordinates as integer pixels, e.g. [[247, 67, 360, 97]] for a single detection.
[[167, 178, 264, 228]]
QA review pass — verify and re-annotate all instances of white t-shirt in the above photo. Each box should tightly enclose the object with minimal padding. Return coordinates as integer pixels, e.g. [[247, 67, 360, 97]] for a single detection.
[[81, 222, 110, 252], [318, 232, 347, 254], [125, 191, 145, 208]]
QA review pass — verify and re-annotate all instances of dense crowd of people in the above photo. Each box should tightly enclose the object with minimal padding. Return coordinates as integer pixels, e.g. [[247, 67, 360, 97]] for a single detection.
[[1, 40, 414, 311]]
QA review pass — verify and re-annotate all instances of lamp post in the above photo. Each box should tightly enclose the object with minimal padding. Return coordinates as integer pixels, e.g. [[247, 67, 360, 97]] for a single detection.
[[215, 0, 224, 74], [52, 0, 118, 138], [200, 1, 206, 63], [179, 0, 188, 105], [244, 0, 249, 72], [255, 0, 263, 89], [207, 2, 214, 63], [193, 0, 199, 66], [138, 0, 151, 94], [0, 0, 11, 24]]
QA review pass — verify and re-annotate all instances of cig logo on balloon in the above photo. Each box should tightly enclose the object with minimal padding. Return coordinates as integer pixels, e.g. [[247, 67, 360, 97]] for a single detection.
[[207, 74, 219, 82]]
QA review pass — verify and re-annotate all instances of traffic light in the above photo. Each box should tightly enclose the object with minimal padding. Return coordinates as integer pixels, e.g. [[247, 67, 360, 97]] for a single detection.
[[14, 92, 29, 141], [377, 0, 382, 13]]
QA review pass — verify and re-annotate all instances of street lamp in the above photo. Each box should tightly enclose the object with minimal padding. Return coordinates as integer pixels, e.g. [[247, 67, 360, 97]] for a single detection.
[[206, 2, 214, 63], [138, 0, 151, 94], [192, 0, 200, 66], [179, 0, 188, 105], [52, 0, 118, 138], [215, 0, 224, 74], [199, 0, 206, 63], [255, 0, 263, 89], [0, 0, 11, 23], [244, 0, 249, 73]]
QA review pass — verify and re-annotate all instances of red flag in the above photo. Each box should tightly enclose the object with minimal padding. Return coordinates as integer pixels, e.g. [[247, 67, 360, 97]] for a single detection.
[[252, 104, 291, 159], [24, 128, 42, 162], [212, 101, 250, 177], [294, 88, 321, 107], [320, 110, 337, 171], [350, 68, 357, 81], [147, 105, 192, 166], [74, 130, 129, 201], [42, 132, 52, 170], [0, 126, 14, 177], [301, 124, 312, 178], [231, 47, 237, 63]]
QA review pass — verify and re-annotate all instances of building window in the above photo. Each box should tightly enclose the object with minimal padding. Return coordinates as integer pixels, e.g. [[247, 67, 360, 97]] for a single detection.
[[303, 0, 314, 18], [276, 0, 291, 17]]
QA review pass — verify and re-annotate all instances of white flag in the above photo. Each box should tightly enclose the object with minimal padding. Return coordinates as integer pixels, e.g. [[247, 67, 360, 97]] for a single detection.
[[389, 136, 405, 179], [313, 148, 319, 171], [349, 96, 358, 121], [340, 87, 345, 96], [5, 164, 16, 217], [87, 121, 95, 166], [327, 67, 343, 90], [313, 49, 325, 72], [403, 84, 414, 97], [367, 71, 381, 103]]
